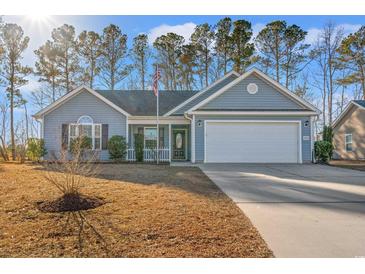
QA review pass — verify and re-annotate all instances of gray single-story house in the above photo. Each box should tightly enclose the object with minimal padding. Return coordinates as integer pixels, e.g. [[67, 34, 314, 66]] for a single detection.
[[33, 68, 320, 163]]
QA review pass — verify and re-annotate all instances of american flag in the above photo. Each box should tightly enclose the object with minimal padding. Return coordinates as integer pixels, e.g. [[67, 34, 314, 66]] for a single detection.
[[153, 65, 161, 97]]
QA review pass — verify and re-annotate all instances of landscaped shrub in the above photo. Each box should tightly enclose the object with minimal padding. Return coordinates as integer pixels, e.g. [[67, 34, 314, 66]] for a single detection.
[[70, 136, 92, 155], [314, 140, 333, 163], [16, 144, 27, 163], [322, 125, 334, 143], [134, 133, 144, 162], [26, 138, 47, 161], [41, 144, 102, 213], [108, 135, 127, 160]]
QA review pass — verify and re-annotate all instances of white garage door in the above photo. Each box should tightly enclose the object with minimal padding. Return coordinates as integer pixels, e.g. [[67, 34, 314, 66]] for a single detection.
[[205, 121, 300, 163]]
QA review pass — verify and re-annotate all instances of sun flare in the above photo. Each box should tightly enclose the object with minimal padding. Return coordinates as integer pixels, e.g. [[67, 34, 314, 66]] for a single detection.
[[26, 14, 51, 23]]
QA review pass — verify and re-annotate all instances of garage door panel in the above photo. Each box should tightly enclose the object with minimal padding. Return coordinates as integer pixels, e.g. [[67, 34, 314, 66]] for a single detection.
[[205, 121, 299, 163]]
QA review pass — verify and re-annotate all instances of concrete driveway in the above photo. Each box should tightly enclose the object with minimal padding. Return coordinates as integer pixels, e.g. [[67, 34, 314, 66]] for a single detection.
[[199, 164, 365, 258]]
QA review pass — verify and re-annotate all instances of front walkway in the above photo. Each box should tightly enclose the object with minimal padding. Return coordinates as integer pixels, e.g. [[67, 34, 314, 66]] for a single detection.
[[199, 163, 365, 257]]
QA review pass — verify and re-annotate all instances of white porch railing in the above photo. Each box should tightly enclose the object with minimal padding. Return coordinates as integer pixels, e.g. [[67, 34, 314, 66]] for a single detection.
[[127, 147, 170, 162]]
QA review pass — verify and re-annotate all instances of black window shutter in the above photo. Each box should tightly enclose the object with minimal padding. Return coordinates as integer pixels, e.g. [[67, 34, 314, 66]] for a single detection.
[[102, 124, 109, 150], [61, 124, 69, 150]]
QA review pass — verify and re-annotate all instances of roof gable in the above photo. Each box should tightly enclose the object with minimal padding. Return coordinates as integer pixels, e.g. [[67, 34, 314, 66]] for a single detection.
[[33, 85, 131, 118], [164, 71, 240, 116], [199, 73, 306, 111], [187, 68, 320, 114], [333, 100, 365, 128]]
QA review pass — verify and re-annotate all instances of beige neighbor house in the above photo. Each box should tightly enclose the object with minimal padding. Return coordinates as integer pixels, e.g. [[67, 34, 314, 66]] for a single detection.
[[332, 100, 365, 160]]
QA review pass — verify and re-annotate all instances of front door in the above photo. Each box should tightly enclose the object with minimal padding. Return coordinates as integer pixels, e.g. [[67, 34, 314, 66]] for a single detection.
[[172, 129, 187, 160]]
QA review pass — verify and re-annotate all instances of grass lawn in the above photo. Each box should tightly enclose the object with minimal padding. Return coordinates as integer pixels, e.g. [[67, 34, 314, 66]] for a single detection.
[[330, 160, 365, 172], [0, 162, 273, 258]]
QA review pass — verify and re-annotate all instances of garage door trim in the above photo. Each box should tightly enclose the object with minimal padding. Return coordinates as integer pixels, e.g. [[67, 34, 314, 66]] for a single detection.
[[204, 120, 302, 163]]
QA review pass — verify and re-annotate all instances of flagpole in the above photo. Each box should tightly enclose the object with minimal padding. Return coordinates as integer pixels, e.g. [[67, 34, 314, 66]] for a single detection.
[[156, 64, 159, 165]]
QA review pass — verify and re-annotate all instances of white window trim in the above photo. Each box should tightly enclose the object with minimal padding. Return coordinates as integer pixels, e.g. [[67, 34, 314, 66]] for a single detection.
[[345, 133, 353, 152], [77, 115, 93, 124], [68, 122, 102, 150]]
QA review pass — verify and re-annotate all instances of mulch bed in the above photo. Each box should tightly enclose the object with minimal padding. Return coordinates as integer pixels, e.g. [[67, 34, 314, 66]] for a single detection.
[[0, 163, 273, 258], [37, 194, 105, 213]]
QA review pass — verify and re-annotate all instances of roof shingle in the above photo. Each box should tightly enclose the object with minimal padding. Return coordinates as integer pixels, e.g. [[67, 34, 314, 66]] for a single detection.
[[354, 100, 365, 108], [95, 90, 197, 116]]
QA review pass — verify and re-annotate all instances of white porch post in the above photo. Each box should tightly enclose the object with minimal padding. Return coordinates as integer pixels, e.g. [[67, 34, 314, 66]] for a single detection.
[[169, 123, 172, 162], [126, 118, 129, 160], [126, 118, 129, 144], [310, 116, 314, 163], [191, 115, 195, 163]]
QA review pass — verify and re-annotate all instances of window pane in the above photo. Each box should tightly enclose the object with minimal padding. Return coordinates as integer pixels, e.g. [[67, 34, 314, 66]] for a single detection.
[[95, 138, 101, 150], [346, 143, 352, 152], [70, 125, 77, 137], [80, 125, 92, 137], [159, 128, 164, 147], [95, 125, 101, 138], [144, 128, 157, 140], [78, 115, 93, 124]]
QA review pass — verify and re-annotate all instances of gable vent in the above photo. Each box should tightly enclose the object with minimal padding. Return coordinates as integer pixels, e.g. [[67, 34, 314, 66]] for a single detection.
[[247, 83, 258, 94]]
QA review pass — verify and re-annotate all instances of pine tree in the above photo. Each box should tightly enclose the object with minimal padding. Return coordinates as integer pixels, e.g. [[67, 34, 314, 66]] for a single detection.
[[230, 20, 255, 74], [99, 24, 130, 90], [337, 25, 365, 99], [34, 40, 60, 102], [255, 20, 310, 88], [51, 24, 81, 93], [0, 23, 32, 160], [153, 32, 184, 90], [131, 34, 150, 90], [191, 23, 215, 88], [215, 17, 233, 75], [77, 30, 102, 89]]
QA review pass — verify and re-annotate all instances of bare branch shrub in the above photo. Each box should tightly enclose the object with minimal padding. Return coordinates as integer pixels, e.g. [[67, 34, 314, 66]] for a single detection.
[[44, 136, 100, 198]]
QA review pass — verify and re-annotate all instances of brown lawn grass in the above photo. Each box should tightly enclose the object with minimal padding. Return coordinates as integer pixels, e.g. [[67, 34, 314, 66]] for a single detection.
[[0, 162, 273, 258]]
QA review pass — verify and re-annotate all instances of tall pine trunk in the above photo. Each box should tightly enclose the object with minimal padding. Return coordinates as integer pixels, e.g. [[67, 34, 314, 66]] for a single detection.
[[322, 65, 327, 129], [205, 49, 209, 87], [10, 85, 15, 160], [275, 34, 280, 83], [141, 52, 145, 90]]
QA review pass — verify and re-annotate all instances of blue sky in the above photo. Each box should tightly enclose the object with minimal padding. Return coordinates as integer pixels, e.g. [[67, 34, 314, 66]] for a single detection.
[[2, 15, 365, 121]]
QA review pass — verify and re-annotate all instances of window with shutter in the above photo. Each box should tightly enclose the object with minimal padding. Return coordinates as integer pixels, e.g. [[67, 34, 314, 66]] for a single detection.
[[67, 116, 105, 150]]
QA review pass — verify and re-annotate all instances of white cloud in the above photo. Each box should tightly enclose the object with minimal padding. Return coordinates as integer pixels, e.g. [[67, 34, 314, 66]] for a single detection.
[[147, 22, 197, 44], [305, 23, 361, 45]]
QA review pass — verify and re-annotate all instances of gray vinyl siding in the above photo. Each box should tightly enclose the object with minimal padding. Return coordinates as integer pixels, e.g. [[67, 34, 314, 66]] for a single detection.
[[194, 115, 312, 163], [200, 74, 305, 110], [43, 89, 126, 160], [173, 74, 238, 115]]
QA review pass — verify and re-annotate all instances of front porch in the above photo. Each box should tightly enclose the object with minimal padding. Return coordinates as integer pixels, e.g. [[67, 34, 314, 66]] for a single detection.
[[126, 123, 190, 162]]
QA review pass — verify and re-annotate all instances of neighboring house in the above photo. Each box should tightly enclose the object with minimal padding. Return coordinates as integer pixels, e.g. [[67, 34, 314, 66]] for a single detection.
[[332, 100, 365, 160], [33, 68, 320, 163]]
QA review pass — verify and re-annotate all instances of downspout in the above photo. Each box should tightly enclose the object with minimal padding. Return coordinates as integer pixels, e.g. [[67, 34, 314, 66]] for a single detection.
[[311, 115, 318, 163]]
